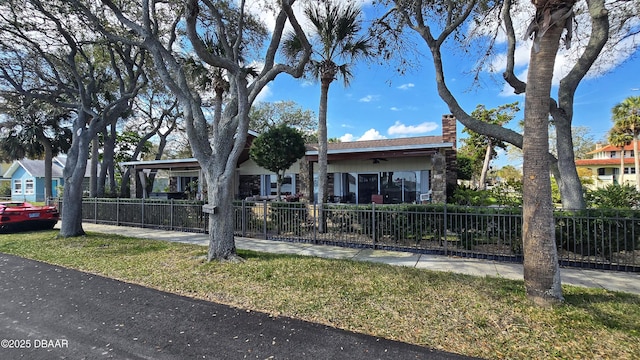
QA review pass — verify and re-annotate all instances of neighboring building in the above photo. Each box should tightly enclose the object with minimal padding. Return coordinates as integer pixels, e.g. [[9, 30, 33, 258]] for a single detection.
[[123, 115, 458, 204], [575, 141, 639, 189], [2, 157, 93, 202], [3, 158, 65, 202]]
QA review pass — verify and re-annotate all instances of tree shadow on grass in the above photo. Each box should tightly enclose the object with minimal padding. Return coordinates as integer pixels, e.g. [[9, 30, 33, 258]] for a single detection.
[[563, 287, 640, 334]]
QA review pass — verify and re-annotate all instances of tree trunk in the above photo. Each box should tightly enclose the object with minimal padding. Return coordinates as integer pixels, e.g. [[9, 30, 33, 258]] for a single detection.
[[522, 22, 563, 306], [317, 77, 331, 232], [479, 142, 492, 190], [107, 124, 117, 196], [553, 0, 608, 210], [44, 146, 52, 201], [60, 114, 92, 237], [276, 172, 283, 201], [205, 169, 238, 261], [90, 136, 98, 197], [554, 117, 585, 209]]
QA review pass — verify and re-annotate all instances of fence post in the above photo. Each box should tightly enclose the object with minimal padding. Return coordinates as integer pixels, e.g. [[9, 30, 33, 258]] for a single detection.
[[141, 198, 145, 228], [443, 204, 448, 255], [170, 199, 174, 231], [94, 197, 97, 224], [372, 202, 377, 248], [262, 200, 268, 240], [242, 200, 247, 237], [313, 202, 318, 244], [116, 197, 120, 226]]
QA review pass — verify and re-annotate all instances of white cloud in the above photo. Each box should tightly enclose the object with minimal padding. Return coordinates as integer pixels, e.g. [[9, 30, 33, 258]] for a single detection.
[[358, 129, 386, 140], [339, 133, 356, 142], [301, 79, 315, 87], [387, 121, 439, 135], [359, 95, 380, 103], [397, 83, 415, 90], [254, 84, 272, 103], [339, 128, 386, 142], [244, 0, 373, 41], [390, 107, 400, 111]]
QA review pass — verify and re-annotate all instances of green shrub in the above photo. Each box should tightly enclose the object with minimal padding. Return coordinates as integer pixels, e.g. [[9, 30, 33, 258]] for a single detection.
[[585, 184, 640, 209], [555, 208, 640, 259], [489, 180, 522, 207], [0, 181, 10, 197], [451, 186, 494, 206]]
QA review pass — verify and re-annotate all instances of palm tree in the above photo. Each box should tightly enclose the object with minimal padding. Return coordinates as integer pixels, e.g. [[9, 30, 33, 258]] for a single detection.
[[0, 99, 71, 200], [284, 0, 372, 222], [612, 96, 640, 190], [608, 126, 633, 185], [520, 0, 578, 306]]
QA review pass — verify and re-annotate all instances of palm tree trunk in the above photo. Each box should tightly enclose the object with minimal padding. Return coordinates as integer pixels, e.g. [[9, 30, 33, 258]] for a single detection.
[[522, 22, 564, 306], [317, 78, 331, 232], [35, 131, 54, 201]]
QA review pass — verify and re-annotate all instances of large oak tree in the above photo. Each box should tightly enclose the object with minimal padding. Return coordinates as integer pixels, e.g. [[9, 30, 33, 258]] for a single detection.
[[76, 0, 312, 261]]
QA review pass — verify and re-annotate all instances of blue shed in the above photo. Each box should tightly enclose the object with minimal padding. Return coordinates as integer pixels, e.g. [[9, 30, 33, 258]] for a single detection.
[[3, 158, 66, 202]]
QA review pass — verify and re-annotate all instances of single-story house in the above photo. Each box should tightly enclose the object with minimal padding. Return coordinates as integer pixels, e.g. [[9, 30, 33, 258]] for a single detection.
[[122, 115, 458, 204], [575, 141, 639, 189]]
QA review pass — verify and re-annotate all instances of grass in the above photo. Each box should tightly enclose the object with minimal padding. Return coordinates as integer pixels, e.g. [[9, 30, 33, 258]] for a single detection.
[[1, 230, 639, 359]]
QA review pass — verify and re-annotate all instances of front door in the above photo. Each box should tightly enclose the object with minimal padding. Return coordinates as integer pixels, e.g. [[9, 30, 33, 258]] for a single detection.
[[357, 173, 378, 204]]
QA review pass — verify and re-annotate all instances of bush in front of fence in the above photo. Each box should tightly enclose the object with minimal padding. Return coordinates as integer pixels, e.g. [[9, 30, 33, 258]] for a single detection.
[[555, 208, 640, 263]]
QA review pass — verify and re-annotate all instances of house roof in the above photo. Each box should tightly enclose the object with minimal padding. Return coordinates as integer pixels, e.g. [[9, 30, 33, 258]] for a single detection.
[[120, 158, 201, 170], [4, 158, 64, 178], [2, 156, 92, 179], [305, 136, 452, 162], [588, 141, 640, 154], [121, 135, 454, 170], [575, 158, 637, 166]]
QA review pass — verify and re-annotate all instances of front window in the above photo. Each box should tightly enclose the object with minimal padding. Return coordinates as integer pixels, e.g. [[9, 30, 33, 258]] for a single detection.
[[610, 151, 617, 158], [239, 175, 261, 199], [25, 179, 34, 195], [270, 174, 293, 195], [13, 180, 22, 195]]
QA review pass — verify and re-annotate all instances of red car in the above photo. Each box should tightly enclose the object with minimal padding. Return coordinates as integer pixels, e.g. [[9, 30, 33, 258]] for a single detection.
[[0, 202, 59, 233]]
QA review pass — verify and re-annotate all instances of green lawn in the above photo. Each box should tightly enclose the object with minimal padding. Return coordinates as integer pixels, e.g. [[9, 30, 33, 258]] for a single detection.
[[1, 230, 638, 359]]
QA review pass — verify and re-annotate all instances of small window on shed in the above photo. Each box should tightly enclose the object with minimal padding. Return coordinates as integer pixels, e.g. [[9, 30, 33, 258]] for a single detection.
[[25, 179, 34, 195], [13, 180, 22, 194]]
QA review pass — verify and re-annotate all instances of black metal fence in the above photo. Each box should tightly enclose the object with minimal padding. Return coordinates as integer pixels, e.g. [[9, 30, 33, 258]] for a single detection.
[[59, 198, 640, 272]]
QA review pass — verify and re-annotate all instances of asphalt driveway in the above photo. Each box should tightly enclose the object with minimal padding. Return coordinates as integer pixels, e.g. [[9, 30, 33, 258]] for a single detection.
[[0, 253, 477, 359]]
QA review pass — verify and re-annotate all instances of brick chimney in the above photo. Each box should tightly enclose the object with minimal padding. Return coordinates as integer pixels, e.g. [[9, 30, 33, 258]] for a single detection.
[[443, 114, 457, 201], [441, 114, 456, 149], [431, 114, 458, 203]]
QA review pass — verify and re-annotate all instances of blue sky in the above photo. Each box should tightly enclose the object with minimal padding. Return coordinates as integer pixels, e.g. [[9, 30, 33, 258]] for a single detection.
[[251, 1, 640, 167]]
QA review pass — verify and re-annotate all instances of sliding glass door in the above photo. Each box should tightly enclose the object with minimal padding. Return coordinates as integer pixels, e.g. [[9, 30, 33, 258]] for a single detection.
[[357, 173, 379, 204]]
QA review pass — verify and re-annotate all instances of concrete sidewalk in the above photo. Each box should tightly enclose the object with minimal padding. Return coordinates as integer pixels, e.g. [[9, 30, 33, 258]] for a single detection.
[[79, 223, 640, 295]]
